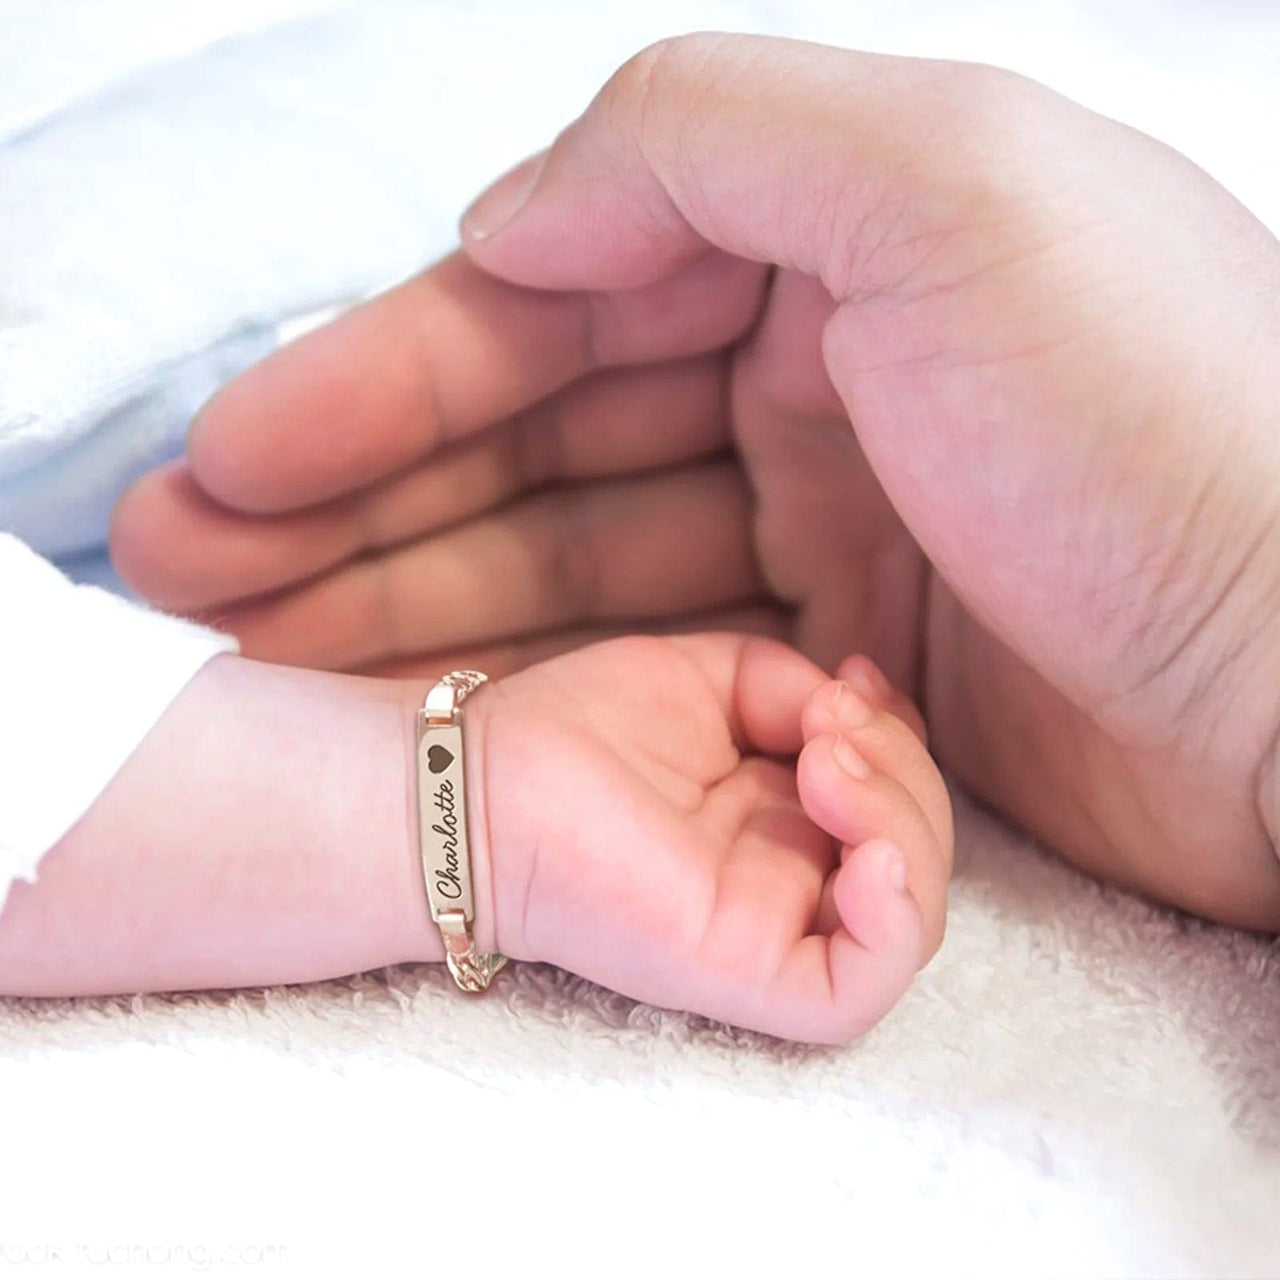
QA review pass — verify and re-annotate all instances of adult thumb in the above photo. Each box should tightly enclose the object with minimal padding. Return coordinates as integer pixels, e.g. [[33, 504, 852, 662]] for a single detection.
[[457, 31, 1056, 297]]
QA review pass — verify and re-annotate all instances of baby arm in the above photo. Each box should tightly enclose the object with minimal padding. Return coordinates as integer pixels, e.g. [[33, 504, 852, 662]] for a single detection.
[[0, 635, 951, 1044], [0, 655, 447, 995]]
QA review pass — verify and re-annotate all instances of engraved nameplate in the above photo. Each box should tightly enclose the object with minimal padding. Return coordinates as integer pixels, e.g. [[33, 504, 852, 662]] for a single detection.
[[416, 720, 476, 923]]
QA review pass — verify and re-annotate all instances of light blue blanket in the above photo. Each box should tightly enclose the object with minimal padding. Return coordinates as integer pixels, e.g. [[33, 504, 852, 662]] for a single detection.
[[0, 0, 670, 589]]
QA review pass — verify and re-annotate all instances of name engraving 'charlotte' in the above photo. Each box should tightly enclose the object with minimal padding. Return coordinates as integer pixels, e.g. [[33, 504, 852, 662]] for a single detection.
[[431, 777, 463, 899]]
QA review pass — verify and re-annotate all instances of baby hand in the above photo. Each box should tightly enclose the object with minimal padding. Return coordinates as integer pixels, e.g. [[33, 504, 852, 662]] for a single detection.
[[0, 631, 948, 1045], [478, 633, 951, 1044]]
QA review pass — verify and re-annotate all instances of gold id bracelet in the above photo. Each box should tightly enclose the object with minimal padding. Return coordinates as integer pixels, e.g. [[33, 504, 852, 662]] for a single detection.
[[416, 670, 508, 993]]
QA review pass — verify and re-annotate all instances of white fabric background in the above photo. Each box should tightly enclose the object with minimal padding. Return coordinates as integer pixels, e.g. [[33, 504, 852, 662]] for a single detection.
[[2, 2, 1279, 1277], [0, 535, 236, 911]]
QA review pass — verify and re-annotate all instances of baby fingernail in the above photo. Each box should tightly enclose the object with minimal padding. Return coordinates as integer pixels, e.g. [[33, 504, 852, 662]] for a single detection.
[[832, 735, 871, 779], [883, 845, 908, 893], [831, 681, 873, 729]]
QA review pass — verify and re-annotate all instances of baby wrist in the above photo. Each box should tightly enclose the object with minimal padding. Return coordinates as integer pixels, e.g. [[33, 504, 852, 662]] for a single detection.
[[412, 672, 509, 990]]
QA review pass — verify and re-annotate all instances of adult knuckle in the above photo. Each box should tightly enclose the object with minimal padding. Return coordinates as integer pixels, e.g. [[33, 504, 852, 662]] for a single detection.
[[934, 61, 1036, 139], [598, 32, 737, 145], [535, 493, 597, 625], [607, 32, 719, 100], [505, 404, 558, 489], [834, 60, 1075, 299], [598, 36, 677, 122], [926, 62, 1062, 203]]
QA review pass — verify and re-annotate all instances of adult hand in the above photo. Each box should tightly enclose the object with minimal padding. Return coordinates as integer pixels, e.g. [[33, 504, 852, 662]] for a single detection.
[[111, 33, 1280, 928]]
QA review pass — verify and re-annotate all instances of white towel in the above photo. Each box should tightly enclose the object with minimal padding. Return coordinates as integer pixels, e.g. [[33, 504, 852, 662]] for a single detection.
[[3, 792, 1278, 1277]]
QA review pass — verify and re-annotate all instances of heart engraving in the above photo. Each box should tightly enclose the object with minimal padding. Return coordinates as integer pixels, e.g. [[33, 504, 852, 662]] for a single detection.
[[427, 744, 454, 775]]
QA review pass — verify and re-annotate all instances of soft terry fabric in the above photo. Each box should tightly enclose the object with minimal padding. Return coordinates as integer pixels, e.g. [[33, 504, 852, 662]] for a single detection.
[[3, 793, 1280, 1277], [2, 3, 1280, 1277]]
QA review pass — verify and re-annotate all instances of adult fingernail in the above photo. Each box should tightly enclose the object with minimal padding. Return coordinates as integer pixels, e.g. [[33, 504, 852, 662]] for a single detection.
[[460, 148, 548, 242], [832, 735, 870, 779], [831, 681, 872, 729]]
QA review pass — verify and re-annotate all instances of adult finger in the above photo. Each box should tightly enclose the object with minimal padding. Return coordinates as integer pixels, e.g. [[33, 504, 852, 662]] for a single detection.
[[193, 460, 761, 669], [188, 247, 766, 513], [112, 353, 730, 611], [459, 31, 1054, 297], [460, 29, 1280, 719], [727, 265, 925, 685]]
